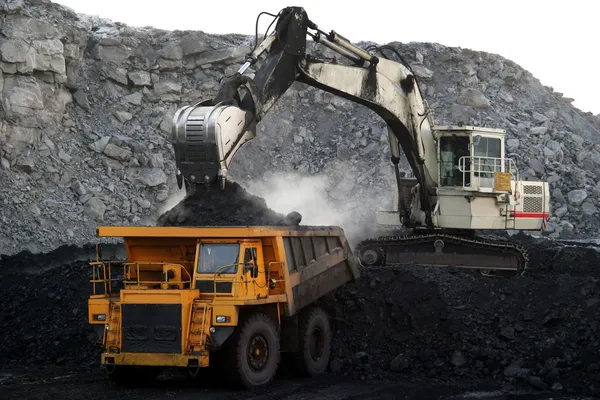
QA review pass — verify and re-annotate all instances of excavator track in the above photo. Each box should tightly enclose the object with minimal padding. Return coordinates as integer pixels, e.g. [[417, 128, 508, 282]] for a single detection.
[[355, 232, 529, 278]]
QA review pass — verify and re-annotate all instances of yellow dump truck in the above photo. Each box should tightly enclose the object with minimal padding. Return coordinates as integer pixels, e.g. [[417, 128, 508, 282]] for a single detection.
[[88, 225, 360, 389]]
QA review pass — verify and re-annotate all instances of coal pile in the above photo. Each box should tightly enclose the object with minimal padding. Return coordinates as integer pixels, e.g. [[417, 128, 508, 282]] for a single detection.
[[2, 181, 600, 397], [328, 237, 600, 396], [0, 245, 106, 370], [158, 181, 302, 227]]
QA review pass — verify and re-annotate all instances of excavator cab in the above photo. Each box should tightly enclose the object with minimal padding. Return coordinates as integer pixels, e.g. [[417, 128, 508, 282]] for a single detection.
[[435, 126, 512, 192]]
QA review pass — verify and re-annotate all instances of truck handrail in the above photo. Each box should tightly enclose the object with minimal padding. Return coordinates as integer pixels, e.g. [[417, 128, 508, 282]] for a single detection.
[[90, 260, 193, 294]]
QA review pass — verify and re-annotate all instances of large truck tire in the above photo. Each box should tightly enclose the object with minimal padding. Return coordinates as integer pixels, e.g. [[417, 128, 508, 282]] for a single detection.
[[231, 312, 281, 390], [296, 306, 332, 376]]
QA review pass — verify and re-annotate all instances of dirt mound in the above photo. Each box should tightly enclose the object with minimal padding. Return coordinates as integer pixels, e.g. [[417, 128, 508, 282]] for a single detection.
[[157, 181, 302, 227]]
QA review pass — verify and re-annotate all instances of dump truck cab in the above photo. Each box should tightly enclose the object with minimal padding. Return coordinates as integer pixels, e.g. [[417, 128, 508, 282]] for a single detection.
[[88, 225, 359, 389]]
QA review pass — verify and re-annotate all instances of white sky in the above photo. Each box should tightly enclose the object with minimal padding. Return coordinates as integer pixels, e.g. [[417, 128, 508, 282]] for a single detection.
[[54, 0, 599, 115]]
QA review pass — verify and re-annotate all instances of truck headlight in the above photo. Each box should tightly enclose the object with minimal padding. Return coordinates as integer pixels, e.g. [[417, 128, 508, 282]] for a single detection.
[[216, 315, 231, 323], [94, 314, 107, 321]]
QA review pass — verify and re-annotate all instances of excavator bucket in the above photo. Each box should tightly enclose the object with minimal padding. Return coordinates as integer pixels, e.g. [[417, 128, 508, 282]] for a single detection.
[[170, 102, 256, 191]]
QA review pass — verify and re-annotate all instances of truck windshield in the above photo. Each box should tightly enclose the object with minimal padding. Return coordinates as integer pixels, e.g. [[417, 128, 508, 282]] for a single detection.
[[197, 243, 240, 274]]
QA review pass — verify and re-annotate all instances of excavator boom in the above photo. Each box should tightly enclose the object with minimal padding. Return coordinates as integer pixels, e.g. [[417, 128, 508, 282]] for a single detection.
[[169, 6, 551, 277]]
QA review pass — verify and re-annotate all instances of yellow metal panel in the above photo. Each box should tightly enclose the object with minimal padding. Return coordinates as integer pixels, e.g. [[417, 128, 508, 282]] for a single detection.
[[88, 298, 109, 324], [494, 172, 512, 191], [120, 289, 195, 304], [102, 352, 209, 367], [96, 225, 346, 239]]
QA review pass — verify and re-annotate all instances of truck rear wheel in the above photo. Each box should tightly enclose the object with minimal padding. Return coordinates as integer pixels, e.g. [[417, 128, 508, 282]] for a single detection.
[[297, 307, 332, 376], [232, 312, 280, 390]]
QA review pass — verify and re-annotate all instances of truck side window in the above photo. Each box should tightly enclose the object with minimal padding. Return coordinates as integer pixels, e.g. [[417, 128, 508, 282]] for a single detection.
[[244, 248, 258, 278]]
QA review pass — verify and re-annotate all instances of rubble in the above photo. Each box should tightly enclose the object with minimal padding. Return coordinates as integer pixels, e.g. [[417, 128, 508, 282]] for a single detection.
[[0, 1, 600, 256]]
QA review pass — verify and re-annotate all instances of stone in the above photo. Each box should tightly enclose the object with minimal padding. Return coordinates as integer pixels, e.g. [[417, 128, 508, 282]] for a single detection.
[[567, 189, 587, 206], [93, 44, 132, 63], [136, 197, 151, 209], [450, 350, 465, 367], [73, 90, 90, 111], [0, 39, 30, 63], [180, 36, 211, 56], [113, 110, 133, 123], [528, 159, 545, 175], [29, 203, 41, 217], [498, 90, 513, 103], [555, 207, 568, 218], [160, 43, 183, 60], [154, 80, 182, 96], [410, 63, 434, 79], [500, 326, 515, 340], [459, 88, 490, 108], [581, 202, 597, 216], [89, 136, 111, 153], [71, 180, 86, 196], [101, 65, 129, 85], [123, 91, 143, 105], [529, 376, 549, 390], [3, 76, 44, 113], [84, 197, 106, 221], [1, 17, 59, 40], [4, 125, 41, 153], [103, 143, 132, 161], [126, 167, 168, 187], [571, 133, 584, 146], [128, 71, 152, 86], [31, 39, 65, 74], [506, 138, 520, 151], [58, 149, 71, 162], [529, 126, 548, 135], [192, 46, 250, 67]]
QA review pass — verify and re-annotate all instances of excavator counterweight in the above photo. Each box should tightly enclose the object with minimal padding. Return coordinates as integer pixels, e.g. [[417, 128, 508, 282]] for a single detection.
[[169, 6, 551, 277]]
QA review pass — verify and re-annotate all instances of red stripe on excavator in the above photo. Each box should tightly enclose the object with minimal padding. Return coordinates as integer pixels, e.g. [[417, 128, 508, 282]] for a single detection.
[[510, 212, 550, 218]]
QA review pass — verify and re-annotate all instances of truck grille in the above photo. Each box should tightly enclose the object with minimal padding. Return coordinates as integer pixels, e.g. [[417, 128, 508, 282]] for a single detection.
[[195, 280, 232, 293], [121, 304, 181, 354]]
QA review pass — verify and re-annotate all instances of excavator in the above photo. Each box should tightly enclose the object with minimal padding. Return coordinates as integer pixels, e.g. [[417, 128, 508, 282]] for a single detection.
[[169, 6, 551, 277]]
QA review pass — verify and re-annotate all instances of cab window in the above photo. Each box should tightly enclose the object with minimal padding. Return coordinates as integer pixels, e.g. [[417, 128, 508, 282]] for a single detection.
[[473, 136, 501, 177], [197, 243, 239, 274], [439, 136, 470, 187]]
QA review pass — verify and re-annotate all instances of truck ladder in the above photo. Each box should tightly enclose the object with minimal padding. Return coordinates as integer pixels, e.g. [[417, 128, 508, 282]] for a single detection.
[[104, 301, 122, 350], [186, 300, 211, 355]]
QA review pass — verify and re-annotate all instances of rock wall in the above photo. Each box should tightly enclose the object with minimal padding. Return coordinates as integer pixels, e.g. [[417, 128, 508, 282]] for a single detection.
[[1, 0, 600, 256]]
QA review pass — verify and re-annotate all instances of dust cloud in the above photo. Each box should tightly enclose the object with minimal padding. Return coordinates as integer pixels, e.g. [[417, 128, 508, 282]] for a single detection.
[[244, 171, 387, 247]]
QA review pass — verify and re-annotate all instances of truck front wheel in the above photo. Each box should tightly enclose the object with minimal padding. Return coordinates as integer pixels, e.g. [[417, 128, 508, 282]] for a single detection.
[[297, 307, 332, 376], [232, 312, 280, 390]]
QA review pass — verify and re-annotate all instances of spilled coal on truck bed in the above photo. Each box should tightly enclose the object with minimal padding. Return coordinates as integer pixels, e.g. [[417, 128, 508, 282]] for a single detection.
[[1, 181, 600, 400]]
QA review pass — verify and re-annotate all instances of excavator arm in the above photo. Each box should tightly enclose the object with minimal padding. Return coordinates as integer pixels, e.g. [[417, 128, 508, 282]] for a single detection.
[[170, 6, 438, 225], [170, 6, 551, 278]]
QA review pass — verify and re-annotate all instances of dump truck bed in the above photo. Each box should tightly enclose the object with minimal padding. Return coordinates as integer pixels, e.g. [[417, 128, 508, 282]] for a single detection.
[[96, 225, 360, 316]]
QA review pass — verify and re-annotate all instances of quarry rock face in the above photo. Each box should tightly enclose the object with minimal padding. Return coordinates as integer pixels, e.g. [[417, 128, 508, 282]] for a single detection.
[[0, 0, 599, 257]]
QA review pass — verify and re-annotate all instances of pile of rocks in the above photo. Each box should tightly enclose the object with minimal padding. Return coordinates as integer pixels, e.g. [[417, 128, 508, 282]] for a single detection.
[[329, 237, 600, 395], [1, 0, 600, 256]]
